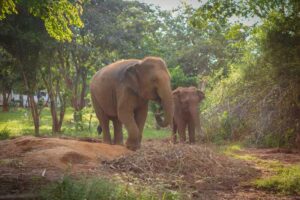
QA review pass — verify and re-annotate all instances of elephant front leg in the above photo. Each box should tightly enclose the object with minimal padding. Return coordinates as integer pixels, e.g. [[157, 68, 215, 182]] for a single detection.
[[188, 123, 195, 144], [135, 104, 148, 143], [177, 121, 187, 143], [172, 119, 178, 143], [119, 112, 141, 150]]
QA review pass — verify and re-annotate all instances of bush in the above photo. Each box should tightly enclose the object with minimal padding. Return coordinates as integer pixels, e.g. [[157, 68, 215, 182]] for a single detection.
[[0, 127, 10, 140], [202, 59, 300, 147]]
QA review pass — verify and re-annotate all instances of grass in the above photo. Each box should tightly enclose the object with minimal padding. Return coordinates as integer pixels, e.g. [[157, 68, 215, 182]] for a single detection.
[[40, 176, 180, 200], [254, 166, 300, 195], [222, 144, 257, 161], [0, 126, 11, 140], [221, 144, 300, 195], [0, 108, 170, 140]]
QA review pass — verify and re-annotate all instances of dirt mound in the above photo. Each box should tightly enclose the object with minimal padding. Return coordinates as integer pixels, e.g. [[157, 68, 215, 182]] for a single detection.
[[102, 141, 259, 198], [0, 136, 131, 171]]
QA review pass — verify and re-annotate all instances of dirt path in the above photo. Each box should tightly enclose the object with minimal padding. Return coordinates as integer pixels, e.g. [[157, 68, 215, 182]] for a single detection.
[[217, 147, 300, 200], [0, 136, 299, 199]]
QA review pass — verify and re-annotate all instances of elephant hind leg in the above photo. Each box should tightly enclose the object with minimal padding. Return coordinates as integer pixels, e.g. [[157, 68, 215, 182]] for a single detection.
[[112, 118, 123, 145], [91, 95, 112, 144], [99, 115, 112, 144]]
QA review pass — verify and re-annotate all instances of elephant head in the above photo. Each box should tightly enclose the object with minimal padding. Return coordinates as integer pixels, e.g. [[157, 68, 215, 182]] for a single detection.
[[173, 87, 205, 136], [123, 57, 174, 127]]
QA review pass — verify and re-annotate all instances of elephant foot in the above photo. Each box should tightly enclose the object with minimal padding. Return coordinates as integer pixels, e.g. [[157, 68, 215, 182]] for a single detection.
[[172, 135, 177, 144], [178, 141, 186, 146], [189, 138, 196, 144], [179, 139, 186, 144], [114, 140, 124, 145], [103, 138, 112, 145], [197, 136, 206, 143], [125, 140, 141, 151]]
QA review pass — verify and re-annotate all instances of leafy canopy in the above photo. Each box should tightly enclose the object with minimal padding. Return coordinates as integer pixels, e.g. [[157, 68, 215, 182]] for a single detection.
[[0, 0, 84, 41]]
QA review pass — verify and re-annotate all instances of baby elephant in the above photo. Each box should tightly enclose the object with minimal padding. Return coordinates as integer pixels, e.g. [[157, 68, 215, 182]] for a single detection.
[[172, 87, 205, 143]]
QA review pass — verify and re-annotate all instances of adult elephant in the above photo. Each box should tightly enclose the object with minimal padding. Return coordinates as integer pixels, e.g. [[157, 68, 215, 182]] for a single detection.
[[171, 87, 205, 143], [90, 57, 174, 150]]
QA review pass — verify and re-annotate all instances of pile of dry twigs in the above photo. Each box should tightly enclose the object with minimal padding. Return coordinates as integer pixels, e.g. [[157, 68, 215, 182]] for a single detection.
[[102, 141, 258, 195]]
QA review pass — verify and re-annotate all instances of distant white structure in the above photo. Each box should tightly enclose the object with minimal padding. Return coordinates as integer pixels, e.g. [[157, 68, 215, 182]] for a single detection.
[[0, 90, 48, 107]]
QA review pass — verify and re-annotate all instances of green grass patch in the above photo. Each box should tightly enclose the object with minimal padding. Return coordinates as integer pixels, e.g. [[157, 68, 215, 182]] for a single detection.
[[40, 176, 180, 200], [254, 165, 300, 195], [221, 144, 284, 169], [143, 128, 170, 139], [0, 108, 170, 140], [221, 144, 258, 161], [0, 126, 11, 140]]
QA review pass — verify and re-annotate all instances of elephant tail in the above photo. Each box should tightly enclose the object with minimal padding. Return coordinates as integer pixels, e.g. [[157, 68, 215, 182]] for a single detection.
[[97, 125, 102, 135], [91, 93, 103, 135]]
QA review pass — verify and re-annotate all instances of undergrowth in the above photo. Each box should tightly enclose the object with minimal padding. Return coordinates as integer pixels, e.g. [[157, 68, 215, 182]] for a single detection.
[[40, 176, 180, 200]]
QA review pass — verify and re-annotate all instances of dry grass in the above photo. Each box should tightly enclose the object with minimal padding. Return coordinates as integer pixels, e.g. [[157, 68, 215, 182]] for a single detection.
[[102, 140, 258, 198]]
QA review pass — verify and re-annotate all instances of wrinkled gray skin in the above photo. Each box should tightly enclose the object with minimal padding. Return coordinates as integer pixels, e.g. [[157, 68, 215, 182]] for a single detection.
[[90, 57, 174, 150], [172, 87, 205, 143]]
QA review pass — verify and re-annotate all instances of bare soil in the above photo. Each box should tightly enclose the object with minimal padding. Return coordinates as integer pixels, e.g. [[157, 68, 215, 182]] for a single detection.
[[0, 136, 299, 199], [0, 136, 130, 197]]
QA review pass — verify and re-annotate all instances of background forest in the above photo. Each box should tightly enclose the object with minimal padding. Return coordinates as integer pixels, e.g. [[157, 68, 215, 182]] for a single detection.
[[0, 0, 299, 148]]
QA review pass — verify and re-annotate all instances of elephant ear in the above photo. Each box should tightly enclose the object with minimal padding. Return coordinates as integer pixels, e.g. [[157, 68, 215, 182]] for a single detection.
[[173, 89, 182, 102], [123, 63, 140, 95], [197, 89, 205, 101]]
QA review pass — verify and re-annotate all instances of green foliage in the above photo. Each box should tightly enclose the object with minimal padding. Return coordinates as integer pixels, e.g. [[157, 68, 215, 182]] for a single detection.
[[0, 0, 83, 41], [255, 166, 300, 195], [0, 126, 10, 140], [41, 176, 86, 200], [170, 66, 198, 89], [193, 0, 300, 147], [0, 0, 17, 20], [40, 176, 180, 200]]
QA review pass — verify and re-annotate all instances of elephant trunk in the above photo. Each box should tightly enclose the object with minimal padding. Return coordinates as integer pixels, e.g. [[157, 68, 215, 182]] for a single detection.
[[155, 85, 174, 127]]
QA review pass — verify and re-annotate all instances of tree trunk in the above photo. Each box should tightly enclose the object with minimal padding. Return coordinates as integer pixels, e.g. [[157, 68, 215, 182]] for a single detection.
[[49, 92, 59, 133], [2, 90, 10, 112], [20, 95, 24, 107], [22, 70, 39, 136], [57, 83, 66, 133], [79, 71, 87, 110], [49, 92, 65, 134], [28, 94, 39, 136]]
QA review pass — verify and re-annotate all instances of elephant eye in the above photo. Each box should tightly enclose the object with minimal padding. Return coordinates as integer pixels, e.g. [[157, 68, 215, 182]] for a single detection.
[[152, 77, 158, 82]]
